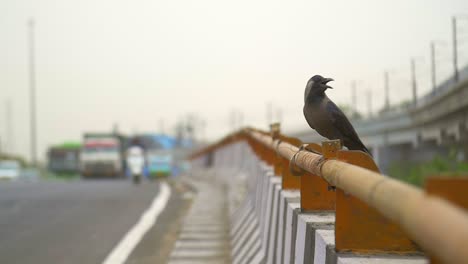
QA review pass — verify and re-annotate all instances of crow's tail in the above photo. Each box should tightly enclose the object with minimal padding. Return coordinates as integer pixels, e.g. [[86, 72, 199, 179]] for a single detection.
[[344, 138, 372, 157]]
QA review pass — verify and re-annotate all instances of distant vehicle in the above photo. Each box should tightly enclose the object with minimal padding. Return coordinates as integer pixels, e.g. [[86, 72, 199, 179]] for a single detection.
[[0, 160, 21, 180], [80, 133, 126, 178], [137, 134, 176, 177], [47, 142, 81, 174], [126, 146, 145, 183], [147, 149, 173, 177], [126, 133, 192, 178]]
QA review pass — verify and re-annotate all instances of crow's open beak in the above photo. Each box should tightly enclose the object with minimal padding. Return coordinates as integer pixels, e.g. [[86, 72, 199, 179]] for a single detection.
[[323, 78, 334, 89]]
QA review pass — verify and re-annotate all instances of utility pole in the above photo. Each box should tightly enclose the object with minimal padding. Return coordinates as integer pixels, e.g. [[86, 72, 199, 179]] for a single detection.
[[112, 123, 119, 134], [5, 100, 13, 153], [229, 110, 236, 131], [238, 111, 244, 128], [158, 119, 165, 134], [276, 108, 283, 124], [384, 71, 389, 110], [452, 16, 459, 83], [28, 18, 37, 166], [266, 101, 273, 126], [411, 58, 417, 105], [200, 119, 206, 142], [367, 89, 372, 117], [351, 81, 357, 116], [187, 114, 196, 142], [430, 41, 437, 93]]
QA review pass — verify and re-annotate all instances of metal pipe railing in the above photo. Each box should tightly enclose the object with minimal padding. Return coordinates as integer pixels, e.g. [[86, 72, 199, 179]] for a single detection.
[[247, 129, 468, 264]]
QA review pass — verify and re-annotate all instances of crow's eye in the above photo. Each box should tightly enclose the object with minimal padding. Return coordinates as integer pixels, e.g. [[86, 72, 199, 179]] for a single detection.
[[312, 75, 322, 82]]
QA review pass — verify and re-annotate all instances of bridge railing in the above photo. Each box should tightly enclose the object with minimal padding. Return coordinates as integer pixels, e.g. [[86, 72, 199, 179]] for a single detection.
[[190, 126, 468, 264]]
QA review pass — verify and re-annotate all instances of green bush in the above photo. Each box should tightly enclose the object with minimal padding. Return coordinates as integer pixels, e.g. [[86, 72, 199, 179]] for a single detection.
[[0, 153, 27, 167], [388, 149, 468, 186]]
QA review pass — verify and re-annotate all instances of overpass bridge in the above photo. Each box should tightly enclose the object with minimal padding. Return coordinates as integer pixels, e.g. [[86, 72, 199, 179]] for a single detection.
[[292, 66, 468, 171]]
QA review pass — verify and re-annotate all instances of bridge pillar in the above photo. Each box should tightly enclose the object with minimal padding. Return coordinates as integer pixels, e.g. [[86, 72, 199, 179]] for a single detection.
[[372, 144, 381, 169]]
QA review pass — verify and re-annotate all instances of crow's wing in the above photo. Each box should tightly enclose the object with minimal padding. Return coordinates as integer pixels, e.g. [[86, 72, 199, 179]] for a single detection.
[[303, 106, 315, 129], [326, 100, 368, 151]]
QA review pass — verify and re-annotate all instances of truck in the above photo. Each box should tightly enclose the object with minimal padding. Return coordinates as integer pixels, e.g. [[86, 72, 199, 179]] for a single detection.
[[47, 142, 81, 174], [138, 134, 177, 178], [80, 133, 126, 178], [146, 149, 173, 177]]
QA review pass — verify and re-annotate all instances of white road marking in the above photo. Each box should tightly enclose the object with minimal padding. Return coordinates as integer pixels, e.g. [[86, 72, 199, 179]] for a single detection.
[[102, 182, 171, 264]]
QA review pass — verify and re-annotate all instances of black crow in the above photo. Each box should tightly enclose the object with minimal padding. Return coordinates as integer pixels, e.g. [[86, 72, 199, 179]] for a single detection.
[[303, 75, 370, 155]]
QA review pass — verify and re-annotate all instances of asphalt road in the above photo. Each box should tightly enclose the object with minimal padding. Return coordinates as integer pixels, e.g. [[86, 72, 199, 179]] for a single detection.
[[0, 179, 190, 264]]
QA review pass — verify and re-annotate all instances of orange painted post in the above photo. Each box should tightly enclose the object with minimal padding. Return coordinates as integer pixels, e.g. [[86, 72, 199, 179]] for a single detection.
[[247, 136, 258, 156], [425, 177, 468, 264], [258, 130, 275, 166], [299, 143, 337, 211], [425, 177, 468, 209], [270, 123, 282, 176], [246, 128, 276, 166], [333, 147, 419, 253], [279, 135, 302, 190], [251, 138, 265, 162], [253, 135, 266, 163]]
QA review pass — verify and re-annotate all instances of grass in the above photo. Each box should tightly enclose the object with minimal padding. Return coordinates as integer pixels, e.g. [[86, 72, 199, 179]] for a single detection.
[[388, 149, 468, 186], [41, 171, 81, 181]]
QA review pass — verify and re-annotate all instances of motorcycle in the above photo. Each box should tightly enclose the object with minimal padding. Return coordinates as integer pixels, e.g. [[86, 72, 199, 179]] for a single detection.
[[127, 146, 145, 184]]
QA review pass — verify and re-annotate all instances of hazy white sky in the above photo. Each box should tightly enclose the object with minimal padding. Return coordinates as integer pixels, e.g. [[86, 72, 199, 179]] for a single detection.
[[1, 0, 468, 162]]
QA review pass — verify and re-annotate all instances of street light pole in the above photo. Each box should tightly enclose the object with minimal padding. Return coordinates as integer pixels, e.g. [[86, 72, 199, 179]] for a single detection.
[[411, 58, 417, 104], [266, 101, 273, 127], [28, 18, 37, 166], [384, 71, 389, 109], [452, 16, 459, 83], [351, 81, 357, 116], [430, 41, 437, 93], [367, 89, 372, 117], [6, 99, 13, 153]]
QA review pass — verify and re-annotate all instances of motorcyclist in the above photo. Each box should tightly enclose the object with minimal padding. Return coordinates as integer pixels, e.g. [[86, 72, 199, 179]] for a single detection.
[[126, 137, 146, 183]]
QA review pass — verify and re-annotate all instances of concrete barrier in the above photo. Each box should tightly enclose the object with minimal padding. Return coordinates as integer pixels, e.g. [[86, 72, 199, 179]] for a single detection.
[[284, 201, 300, 263], [294, 213, 334, 263], [192, 141, 429, 264], [276, 189, 299, 264]]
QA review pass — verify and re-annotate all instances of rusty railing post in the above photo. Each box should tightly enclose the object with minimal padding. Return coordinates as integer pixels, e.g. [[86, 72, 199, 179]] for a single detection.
[[299, 143, 336, 211], [334, 145, 419, 253], [425, 176, 468, 263], [270, 123, 282, 176], [278, 135, 302, 190]]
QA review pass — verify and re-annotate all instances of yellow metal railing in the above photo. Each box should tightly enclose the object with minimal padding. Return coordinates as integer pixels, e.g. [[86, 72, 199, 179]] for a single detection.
[[191, 127, 468, 264]]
